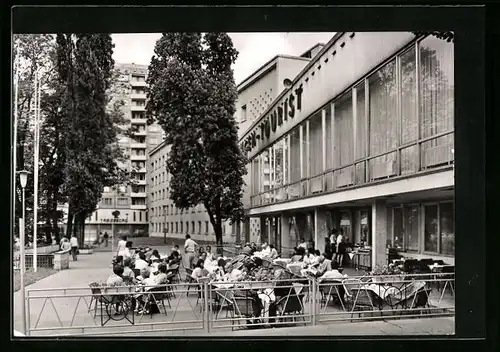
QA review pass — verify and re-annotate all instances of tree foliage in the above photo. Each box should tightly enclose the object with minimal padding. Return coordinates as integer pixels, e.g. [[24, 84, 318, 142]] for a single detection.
[[13, 34, 57, 244], [146, 33, 247, 248], [54, 33, 129, 243]]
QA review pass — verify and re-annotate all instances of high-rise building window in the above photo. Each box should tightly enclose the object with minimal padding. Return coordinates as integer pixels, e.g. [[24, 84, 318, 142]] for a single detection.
[[191, 221, 195, 233], [241, 104, 247, 122], [133, 212, 136, 222], [205, 221, 209, 234], [186, 222, 189, 234], [180, 222, 183, 233], [139, 212, 142, 222], [198, 221, 202, 234], [175, 222, 178, 233]]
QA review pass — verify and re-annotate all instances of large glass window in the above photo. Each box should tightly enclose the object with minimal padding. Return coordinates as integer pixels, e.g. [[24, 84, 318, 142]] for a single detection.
[[355, 84, 367, 160], [274, 139, 284, 188], [393, 208, 404, 250], [440, 202, 455, 255], [419, 36, 454, 140], [251, 157, 260, 196], [334, 92, 354, 168], [405, 206, 419, 251], [424, 205, 438, 252], [325, 105, 333, 169], [289, 127, 301, 183], [368, 60, 398, 157], [401, 47, 418, 143], [419, 36, 455, 167], [308, 111, 323, 176], [260, 150, 270, 193]]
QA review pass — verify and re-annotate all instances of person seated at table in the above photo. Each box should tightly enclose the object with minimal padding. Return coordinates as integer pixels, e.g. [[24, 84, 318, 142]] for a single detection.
[[290, 247, 305, 263], [273, 269, 292, 301], [167, 251, 181, 266], [192, 259, 209, 281], [136, 267, 150, 282], [205, 245, 216, 262], [212, 258, 227, 281], [250, 242, 257, 254], [318, 261, 347, 282], [149, 249, 161, 262], [298, 238, 308, 249], [107, 265, 125, 287], [303, 248, 315, 266], [268, 244, 279, 260], [199, 251, 208, 262], [134, 252, 149, 271], [241, 244, 253, 256], [154, 263, 170, 285], [260, 242, 271, 257], [316, 253, 333, 277], [122, 258, 137, 284]]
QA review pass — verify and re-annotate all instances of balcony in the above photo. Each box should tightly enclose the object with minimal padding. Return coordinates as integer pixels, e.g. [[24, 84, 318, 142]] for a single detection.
[[130, 80, 147, 87], [135, 179, 147, 185], [134, 167, 147, 173], [130, 105, 146, 112], [131, 204, 147, 210], [131, 192, 147, 198], [131, 93, 147, 100], [131, 118, 147, 124], [130, 154, 147, 161], [131, 143, 147, 149]]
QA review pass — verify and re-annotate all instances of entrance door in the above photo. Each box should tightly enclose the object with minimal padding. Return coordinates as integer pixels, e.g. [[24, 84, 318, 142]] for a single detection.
[[358, 209, 371, 246]]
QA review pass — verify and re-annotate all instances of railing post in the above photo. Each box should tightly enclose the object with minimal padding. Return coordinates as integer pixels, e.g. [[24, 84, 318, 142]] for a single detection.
[[311, 279, 317, 326], [203, 282, 210, 333], [25, 289, 31, 336]]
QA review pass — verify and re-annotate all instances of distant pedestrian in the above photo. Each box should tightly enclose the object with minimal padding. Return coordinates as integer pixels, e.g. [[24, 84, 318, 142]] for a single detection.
[[184, 234, 198, 269], [98, 232, 103, 247], [103, 232, 109, 247], [70, 234, 79, 261]]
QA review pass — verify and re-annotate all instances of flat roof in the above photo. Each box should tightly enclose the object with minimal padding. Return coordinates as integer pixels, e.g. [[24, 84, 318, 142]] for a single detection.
[[149, 139, 168, 156], [239, 33, 342, 142], [299, 43, 326, 58], [237, 54, 310, 93]]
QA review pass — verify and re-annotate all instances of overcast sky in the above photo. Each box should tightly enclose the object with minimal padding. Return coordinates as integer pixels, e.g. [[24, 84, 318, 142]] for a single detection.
[[112, 32, 335, 85]]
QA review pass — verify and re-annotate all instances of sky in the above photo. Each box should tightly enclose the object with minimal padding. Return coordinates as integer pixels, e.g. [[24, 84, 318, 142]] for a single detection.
[[111, 32, 336, 85]]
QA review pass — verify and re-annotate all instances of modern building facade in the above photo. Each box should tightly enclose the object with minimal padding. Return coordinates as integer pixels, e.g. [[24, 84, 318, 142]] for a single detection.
[[239, 32, 455, 268], [64, 63, 164, 242], [147, 50, 318, 244]]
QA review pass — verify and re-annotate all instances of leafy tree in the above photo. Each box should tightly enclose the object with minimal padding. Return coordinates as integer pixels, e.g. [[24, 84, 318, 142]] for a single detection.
[[13, 34, 57, 244], [146, 33, 247, 252], [56, 33, 129, 244]]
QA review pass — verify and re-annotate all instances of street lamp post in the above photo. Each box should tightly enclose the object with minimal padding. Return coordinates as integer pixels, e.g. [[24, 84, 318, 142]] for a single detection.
[[18, 169, 29, 335], [111, 210, 120, 257]]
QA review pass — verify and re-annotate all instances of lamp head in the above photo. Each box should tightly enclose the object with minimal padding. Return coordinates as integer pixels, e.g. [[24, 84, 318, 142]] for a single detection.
[[283, 78, 293, 88], [18, 170, 29, 189]]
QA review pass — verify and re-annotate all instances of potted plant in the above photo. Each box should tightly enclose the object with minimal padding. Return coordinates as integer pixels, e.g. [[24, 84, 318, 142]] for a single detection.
[[79, 244, 95, 255], [370, 264, 404, 283]]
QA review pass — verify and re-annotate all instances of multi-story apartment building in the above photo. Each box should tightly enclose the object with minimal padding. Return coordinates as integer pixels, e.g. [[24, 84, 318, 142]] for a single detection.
[[146, 46, 320, 244], [61, 63, 164, 242], [239, 32, 455, 267]]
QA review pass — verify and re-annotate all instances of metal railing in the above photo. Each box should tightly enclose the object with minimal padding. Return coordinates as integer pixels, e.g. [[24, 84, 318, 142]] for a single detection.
[[250, 131, 454, 207], [23, 272, 454, 336]]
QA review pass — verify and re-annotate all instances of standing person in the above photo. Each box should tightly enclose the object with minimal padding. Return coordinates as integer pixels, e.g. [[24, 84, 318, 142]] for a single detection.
[[205, 245, 215, 262], [116, 235, 128, 257], [70, 234, 79, 261], [98, 232, 103, 247], [61, 237, 71, 251], [336, 230, 346, 267], [184, 234, 198, 269], [103, 232, 109, 247]]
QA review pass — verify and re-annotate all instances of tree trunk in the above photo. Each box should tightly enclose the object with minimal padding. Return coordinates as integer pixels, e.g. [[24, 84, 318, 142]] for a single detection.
[[74, 212, 85, 245], [66, 205, 74, 238], [214, 220, 223, 256]]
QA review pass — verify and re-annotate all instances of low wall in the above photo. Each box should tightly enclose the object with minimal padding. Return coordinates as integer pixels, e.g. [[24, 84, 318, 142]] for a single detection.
[[14, 244, 60, 257], [53, 249, 71, 270], [399, 253, 454, 266]]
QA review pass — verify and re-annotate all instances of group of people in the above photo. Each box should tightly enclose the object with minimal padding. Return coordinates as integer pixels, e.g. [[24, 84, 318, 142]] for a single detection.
[[59, 234, 80, 261]]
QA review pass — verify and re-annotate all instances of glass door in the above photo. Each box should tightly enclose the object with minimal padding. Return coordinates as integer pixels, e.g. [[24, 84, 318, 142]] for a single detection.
[[359, 210, 371, 246], [340, 211, 352, 243]]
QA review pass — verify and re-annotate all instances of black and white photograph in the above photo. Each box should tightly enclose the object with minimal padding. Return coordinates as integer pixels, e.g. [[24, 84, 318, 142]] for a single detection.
[[10, 5, 483, 340]]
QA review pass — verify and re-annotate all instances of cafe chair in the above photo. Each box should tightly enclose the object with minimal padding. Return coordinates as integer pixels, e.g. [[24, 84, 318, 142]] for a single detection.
[[137, 285, 169, 321], [231, 295, 261, 331], [275, 293, 306, 325]]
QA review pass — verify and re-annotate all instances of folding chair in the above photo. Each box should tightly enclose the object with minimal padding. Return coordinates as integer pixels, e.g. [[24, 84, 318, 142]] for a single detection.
[[137, 285, 169, 320], [342, 278, 377, 320], [319, 280, 346, 311], [231, 294, 261, 330], [275, 292, 306, 325]]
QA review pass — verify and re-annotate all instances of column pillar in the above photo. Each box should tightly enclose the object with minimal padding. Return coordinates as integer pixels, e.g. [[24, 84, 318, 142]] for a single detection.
[[371, 199, 388, 269], [281, 213, 291, 257]]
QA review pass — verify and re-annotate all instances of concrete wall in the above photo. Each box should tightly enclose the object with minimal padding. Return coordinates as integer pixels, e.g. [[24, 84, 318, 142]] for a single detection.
[[276, 57, 310, 94]]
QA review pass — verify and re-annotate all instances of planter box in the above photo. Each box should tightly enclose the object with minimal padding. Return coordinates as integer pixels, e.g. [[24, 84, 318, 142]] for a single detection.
[[372, 275, 405, 284], [79, 248, 94, 255]]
